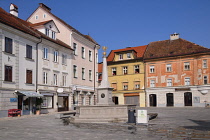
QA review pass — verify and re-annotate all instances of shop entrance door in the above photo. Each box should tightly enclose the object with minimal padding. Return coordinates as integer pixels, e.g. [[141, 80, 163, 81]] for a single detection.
[[58, 96, 69, 112], [166, 93, 174, 106], [149, 94, 157, 107], [184, 92, 192, 106]]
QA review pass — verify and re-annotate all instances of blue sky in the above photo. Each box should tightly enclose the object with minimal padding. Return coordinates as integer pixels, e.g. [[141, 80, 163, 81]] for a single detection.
[[1, 0, 210, 62]]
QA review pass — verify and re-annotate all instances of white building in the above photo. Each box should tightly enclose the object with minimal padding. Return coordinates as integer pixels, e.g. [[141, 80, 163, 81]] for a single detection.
[[27, 3, 100, 108]]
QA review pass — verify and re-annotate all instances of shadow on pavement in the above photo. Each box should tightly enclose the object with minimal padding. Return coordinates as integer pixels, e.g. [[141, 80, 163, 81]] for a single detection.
[[184, 119, 210, 131]]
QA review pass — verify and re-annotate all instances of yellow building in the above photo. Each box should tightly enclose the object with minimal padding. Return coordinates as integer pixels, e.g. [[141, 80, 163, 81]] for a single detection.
[[106, 45, 147, 107]]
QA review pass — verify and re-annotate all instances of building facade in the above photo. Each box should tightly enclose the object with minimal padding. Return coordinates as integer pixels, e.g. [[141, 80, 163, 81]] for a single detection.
[[106, 46, 147, 107], [144, 33, 210, 107], [27, 3, 100, 108]]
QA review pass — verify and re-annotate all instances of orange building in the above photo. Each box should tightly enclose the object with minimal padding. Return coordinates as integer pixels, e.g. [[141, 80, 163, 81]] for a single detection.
[[144, 33, 210, 107]]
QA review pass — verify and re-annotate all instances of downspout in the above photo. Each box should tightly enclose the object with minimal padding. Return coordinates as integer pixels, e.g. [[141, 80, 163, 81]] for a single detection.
[[36, 37, 42, 92], [94, 45, 96, 92]]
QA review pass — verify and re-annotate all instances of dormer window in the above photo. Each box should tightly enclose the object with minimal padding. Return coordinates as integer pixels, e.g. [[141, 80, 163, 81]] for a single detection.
[[127, 53, 131, 59], [119, 54, 123, 60], [52, 31, 56, 39], [45, 28, 49, 36]]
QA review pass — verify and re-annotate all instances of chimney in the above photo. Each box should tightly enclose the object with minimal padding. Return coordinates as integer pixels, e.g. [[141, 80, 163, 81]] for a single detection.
[[170, 33, 179, 40], [10, 3, 18, 17]]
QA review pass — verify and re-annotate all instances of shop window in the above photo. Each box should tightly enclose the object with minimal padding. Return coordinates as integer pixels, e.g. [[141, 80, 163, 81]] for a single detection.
[[41, 96, 53, 108]]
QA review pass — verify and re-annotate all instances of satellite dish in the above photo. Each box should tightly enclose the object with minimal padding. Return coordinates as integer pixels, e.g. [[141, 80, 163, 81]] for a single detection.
[[200, 90, 208, 95], [57, 88, 63, 93]]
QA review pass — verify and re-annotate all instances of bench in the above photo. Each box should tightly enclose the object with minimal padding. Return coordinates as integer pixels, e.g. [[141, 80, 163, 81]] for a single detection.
[[8, 109, 21, 117]]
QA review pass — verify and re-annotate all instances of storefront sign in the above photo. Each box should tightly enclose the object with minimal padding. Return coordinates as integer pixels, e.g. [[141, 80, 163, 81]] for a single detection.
[[175, 88, 190, 91], [10, 98, 17, 102], [136, 110, 148, 124]]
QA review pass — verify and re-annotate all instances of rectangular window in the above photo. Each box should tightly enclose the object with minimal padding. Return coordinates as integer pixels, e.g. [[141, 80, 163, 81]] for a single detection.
[[5, 65, 12, 82], [26, 45, 32, 59], [123, 66, 128, 75], [82, 68, 85, 80], [185, 77, 190, 86], [204, 76, 208, 84], [53, 74, 58, 85], [96, 53, 98, 63], [45, 28, 49, 36], [119, 54, 123, 60], [112, 83, 117, 91], [26, 70, 32, 84], [89, 50, 92, 61], [82, 47, 85, 59], [127, 53, 131, 59], [73, 43, 77, 55], [123, 82, 128, 90], [134, 65, 139, 73], [62, 75, 67, 86], [150, 65, 155, 73], [150, 80, 155, 87], [89, 70, 92, 81], [62, 54, 67, 65], [134, 81, 140, 89], [166, 64, 172, 72], [52, 31, 56, 39], [43, 47, 48, 59], [167, 79, 172, 86], [112, 67, 117, 75], [96, 72, 98, 82], [73, 65, 77, 78], [5, 37, 13, 54], [184, 62, 190, 70], [203, 59, 207, 68], [54, 51, 58, 62], [43, 72, 48, 84], [41, 96, 53, 108]]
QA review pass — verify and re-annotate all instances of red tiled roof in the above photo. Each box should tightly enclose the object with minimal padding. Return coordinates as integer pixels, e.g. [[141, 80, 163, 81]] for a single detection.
[[30, 20, 52, 27], [98, 63, 103, 73], [107, 45, 147, 62], [0, 8, 72, 50], [144, 38, 210, 60]]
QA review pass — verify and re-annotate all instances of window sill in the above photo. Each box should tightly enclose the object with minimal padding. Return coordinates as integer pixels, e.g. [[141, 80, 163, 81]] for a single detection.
[[82, 79, 85, 80], [3, 81, 15, 84], [25, 83, 35, 86], [25, 57, 35, 62], [74, 77, 78, 79], [43, 58, 49, 61], [3, 51, 15, 57], [53, 61, 59, 64], [62, 63, 67, 66]]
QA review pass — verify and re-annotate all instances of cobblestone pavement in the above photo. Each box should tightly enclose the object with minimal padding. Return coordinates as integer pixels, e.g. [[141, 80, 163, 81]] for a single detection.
[[0, 107, 210, 140]]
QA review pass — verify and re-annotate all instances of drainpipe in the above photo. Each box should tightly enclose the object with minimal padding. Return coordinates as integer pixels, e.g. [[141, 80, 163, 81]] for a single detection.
[[36, 37, 42, 92]]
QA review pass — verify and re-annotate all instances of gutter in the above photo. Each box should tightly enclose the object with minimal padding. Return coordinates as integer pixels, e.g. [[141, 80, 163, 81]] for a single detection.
[[36, 37, 43, 92]]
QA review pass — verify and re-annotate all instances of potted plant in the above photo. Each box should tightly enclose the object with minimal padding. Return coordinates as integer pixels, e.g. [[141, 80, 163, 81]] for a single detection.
[[36, 97, 43, 115]]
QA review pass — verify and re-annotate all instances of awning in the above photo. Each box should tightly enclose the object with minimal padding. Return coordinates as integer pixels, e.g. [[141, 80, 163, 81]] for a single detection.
[[15, 91, 43, 97]]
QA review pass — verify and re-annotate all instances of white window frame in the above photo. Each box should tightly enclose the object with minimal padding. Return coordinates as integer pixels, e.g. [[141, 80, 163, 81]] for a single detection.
[[123, 66, 128, 75], [35, 15, 38, 20], [73, 43, 77, 55], [96, 53, 98, 63], [52, 31, 56, 39], [43, 47, 48, 59], [127, 53, 131, 59], [204, 75, 208, 85], [119, 54, 123, 60], [89, 50, 92, 62], [73, 65, 77, 78], [167, 79, 172, 86], [45, 28, 49, 36], [53, 74, 58, 86], [123, 84, 128, 90], [134, 65, 139, 73], [166, 64, 172, 72], [112, 67, 117, 75], [43, 71, 48, 84], [185, 77, 190, 86], [203, 59, 207, 68], [89, 70, 92, 81], [150, 65, 155, 73], [54, 51, 58, 62], [184, 62, 190, 70], [82, 68, 85, 80], [150, 80, 155, 87], [82, 47, 85, 59], [96, 72, 98, 82], [62, 75, 67, 86]]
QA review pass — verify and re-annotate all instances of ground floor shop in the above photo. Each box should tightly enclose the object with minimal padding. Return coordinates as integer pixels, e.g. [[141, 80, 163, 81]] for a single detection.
[[112, 92, 146, 107], [146, 86, 210, 107]]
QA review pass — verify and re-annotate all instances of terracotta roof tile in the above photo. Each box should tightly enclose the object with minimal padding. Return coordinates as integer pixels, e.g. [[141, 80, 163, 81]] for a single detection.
[[30, 20, 52, 27], [144, 38, 210, 59], [107, 45, 147, 62]]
